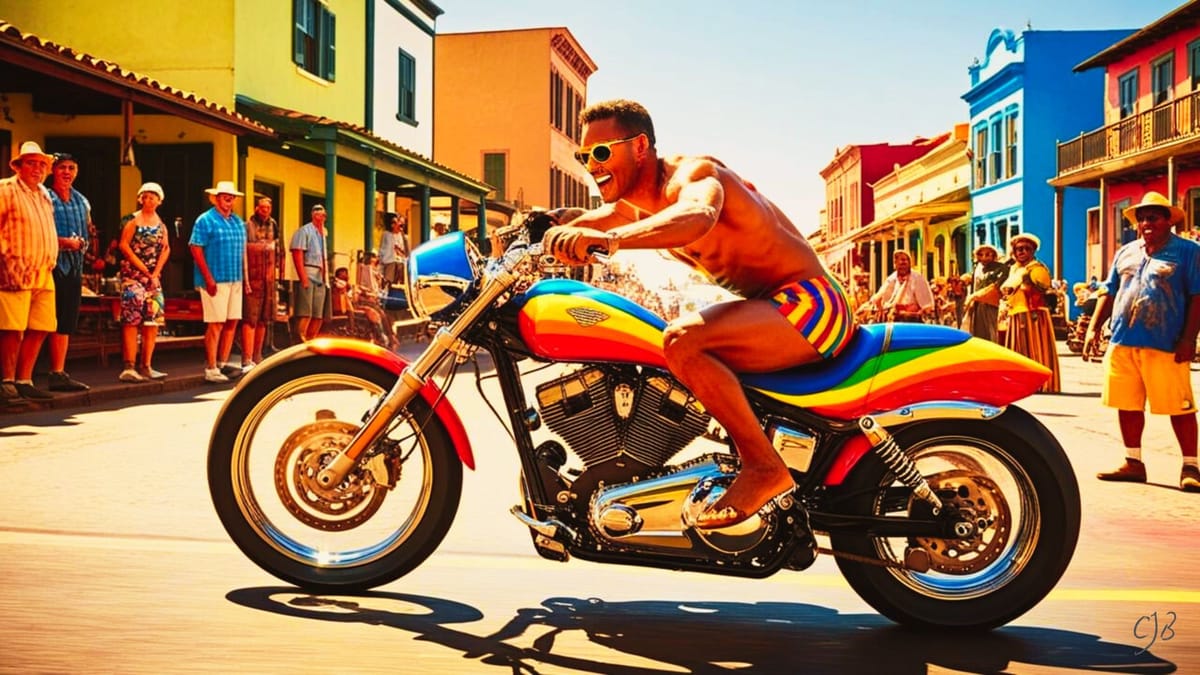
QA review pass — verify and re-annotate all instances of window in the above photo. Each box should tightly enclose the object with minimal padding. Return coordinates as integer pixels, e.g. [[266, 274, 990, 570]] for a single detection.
[[1118, 69, 1138, 118], [1114, 198, 1136, 244], [1152, 54, 1174, 105], [989, 117, 1002, 184], [293, 0, 335, 81], [550, 69, 582, 138], [1004, 111, 1019, 179], [397, 49, 416, 123], [973, 125, 988, 188], [1191, 40, 1200, 91], [484, 153, 506, 202]]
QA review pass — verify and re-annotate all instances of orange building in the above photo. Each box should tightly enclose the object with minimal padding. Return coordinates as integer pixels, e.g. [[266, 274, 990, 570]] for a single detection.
[[434, 27, 597, 234]]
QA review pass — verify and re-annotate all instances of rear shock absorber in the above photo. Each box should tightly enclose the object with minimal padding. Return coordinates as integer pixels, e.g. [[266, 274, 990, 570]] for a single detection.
[[858, 415, 943, 513]]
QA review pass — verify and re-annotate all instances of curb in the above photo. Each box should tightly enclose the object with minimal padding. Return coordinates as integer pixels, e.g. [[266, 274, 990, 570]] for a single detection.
[[2, 374, 226, 415]]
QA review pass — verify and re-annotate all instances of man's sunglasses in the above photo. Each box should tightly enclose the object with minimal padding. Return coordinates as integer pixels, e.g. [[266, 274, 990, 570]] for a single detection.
[[574, 134, 642, 165]]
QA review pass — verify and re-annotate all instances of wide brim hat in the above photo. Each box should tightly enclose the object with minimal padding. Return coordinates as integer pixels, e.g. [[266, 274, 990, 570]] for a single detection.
[[972, 243, 1001, 258], [1123, 191, 1185, 225], [1010, 232, 1041, 250], [204, 180, 244, 197], [137, 182, 165, 201], [9, 141, 53, 170]]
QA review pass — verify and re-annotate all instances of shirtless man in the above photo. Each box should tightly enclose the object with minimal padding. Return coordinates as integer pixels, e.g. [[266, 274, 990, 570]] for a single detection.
[[543, 99, 856, 528]]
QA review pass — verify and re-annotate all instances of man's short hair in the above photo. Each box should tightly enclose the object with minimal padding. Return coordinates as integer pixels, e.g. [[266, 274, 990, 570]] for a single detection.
[[580, 99, 656, 149]]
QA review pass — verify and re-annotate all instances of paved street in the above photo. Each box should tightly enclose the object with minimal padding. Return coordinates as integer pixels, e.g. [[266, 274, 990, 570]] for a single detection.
[[0, 344, 1197, 673]]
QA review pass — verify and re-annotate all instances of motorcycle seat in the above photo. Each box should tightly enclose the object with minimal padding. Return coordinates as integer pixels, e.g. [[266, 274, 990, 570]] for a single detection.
[[740, 323, 971, 396]]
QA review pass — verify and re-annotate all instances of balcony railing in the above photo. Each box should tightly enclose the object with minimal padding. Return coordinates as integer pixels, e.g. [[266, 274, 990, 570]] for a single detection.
[[1057, 91, 1200, 175]]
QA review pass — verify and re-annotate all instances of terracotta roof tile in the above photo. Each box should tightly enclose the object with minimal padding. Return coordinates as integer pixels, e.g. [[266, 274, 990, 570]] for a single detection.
[[0, 20, 272, 136]]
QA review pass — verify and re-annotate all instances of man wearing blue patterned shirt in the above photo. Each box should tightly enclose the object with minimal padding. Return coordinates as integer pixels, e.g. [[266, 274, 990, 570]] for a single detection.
[[45, 153, 92, 392], [190, 180, 247, 384]]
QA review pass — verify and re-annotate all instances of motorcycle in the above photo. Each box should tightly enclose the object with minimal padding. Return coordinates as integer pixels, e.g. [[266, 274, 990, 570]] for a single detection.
[[208, 212, 1080, 631]]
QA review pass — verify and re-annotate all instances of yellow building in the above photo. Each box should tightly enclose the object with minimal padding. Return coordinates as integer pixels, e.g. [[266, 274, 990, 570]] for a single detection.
[[434, 28, 597, 221], [2, 2, 490, 292]]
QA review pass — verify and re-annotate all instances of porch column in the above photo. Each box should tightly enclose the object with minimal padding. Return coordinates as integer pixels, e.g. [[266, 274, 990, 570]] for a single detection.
[[323, 140, 337, 244], [1098, 177, 1109, 267], [477, 198, 488, 250], [1169, 155, 1177, 207], [1053, 187, 1064, 280], [449, 196, 460, 232], [364, 159, 376, 253], [420, 185, 432, 242]]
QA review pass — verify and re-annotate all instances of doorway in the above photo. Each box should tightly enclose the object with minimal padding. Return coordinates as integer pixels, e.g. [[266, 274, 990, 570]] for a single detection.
[[135, 143, 214, 297]]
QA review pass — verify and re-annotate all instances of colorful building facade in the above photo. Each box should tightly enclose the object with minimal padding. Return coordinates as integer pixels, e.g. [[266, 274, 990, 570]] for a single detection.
[[964, 26, 1133, 296], [1052, 0, 1200, 281], [434, 28, 597, 222], [818, 138, 945, 289], [2, 2, 491, 293]]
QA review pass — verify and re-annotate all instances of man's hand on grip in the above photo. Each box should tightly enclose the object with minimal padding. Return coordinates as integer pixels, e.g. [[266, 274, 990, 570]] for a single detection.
[[543, 226, 612, 265]]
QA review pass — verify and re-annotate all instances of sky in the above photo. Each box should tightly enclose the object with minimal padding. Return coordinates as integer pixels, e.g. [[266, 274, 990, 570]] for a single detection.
[[437, 0, 1183, 236]]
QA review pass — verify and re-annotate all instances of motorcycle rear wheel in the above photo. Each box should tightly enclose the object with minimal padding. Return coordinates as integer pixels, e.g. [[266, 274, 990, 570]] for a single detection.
[[828, 406, 1080, 630], [208, 354, 462, 592]]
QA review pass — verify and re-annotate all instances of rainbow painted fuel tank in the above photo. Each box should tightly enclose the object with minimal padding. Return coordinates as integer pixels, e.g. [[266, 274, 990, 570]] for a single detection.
[[512, 279, 1050, 420], [514, 279, 669, 368]]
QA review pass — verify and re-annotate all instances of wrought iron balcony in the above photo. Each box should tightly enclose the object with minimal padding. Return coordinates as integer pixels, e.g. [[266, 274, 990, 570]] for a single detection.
[[1056, 91, 1200, 175]]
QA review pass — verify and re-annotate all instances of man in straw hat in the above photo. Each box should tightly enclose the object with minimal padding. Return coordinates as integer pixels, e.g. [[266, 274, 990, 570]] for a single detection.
[[190, 180, 247, 384], [0, 141, 59, 402], [1089, 191, 1200, 492]]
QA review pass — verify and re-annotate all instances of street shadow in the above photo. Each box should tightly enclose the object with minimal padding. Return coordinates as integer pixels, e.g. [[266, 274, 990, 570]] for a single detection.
[[225, 588, 1176, 674], [0, 386, 228, 429]]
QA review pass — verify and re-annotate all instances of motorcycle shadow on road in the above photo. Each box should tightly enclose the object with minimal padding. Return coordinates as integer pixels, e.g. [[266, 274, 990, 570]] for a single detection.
[[225, 587, 1175, 674]]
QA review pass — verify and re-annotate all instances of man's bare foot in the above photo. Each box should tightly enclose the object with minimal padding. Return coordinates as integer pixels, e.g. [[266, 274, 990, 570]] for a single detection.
[[695, 463, 795, 529]]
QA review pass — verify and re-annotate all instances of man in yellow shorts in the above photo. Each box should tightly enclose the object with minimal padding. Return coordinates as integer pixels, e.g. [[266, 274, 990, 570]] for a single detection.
[[1089, 191, 1200, 492], [0, 141, 59, 403]]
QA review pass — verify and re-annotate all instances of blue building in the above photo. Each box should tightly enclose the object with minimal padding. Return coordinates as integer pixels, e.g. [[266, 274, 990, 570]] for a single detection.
[[963, 27, 1133, 313]]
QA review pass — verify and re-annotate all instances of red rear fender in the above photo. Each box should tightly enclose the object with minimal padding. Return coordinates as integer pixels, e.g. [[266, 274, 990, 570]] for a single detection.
[[297, 338, 475, 470]]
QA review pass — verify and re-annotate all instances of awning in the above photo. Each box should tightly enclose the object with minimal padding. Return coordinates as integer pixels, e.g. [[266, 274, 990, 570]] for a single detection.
[[0, 21, 272, 138], [830, 199, 970, 248], [236, 96, 490, 202]]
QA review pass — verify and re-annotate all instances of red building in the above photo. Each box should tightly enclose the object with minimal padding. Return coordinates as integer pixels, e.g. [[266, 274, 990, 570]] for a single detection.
[[819, 138, 943, 288], [1052, 0, 1200, 279]]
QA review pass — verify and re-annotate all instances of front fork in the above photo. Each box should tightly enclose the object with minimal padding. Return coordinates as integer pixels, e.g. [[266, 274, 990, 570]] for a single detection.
[[315, 270, 515, 490]]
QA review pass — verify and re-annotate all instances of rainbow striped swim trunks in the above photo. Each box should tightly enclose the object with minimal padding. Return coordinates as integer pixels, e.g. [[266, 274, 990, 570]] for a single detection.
[[767, 273, 855, 360]]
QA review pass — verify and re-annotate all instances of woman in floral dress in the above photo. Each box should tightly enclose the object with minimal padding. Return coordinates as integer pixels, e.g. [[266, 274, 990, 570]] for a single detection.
[[117, 182, 170, 382]]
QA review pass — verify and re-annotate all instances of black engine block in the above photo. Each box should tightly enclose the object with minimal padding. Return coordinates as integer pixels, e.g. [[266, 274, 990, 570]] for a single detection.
[[535, 366, 711, 471]]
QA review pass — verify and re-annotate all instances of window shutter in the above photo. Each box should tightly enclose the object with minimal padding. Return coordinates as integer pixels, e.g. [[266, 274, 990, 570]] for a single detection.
[[324, 8, 336, 81], [293, 0, 305, 65]]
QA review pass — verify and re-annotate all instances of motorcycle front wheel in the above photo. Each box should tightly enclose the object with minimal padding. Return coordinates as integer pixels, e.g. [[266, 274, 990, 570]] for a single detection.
[[208, 353, 462, 592], [827, 406, 1080, 630]]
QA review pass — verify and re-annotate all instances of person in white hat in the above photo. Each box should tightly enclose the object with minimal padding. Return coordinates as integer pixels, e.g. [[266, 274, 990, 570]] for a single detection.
[[0, 141, 59, 402], [962, 243, 1009, 342], [999, 232, 1061, 393], [189, 180, 247, 383], [290, 203, 331, 342], [115, 182, 171, 383], [1091, 191, 1200, 492]]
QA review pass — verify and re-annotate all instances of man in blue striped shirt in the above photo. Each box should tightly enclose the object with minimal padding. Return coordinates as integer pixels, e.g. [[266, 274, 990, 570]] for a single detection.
[[45, 153, 92, 392], [190, 181, 247, 384]]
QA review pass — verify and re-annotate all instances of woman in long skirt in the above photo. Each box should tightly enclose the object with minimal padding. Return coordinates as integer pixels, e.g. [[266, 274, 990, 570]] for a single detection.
[[1000, 233, 1061, 393]]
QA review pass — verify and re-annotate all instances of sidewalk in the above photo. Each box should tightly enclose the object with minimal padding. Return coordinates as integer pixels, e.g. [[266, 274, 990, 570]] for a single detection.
[[2, 344, 223, 415], [0, 338, 434, 416]]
